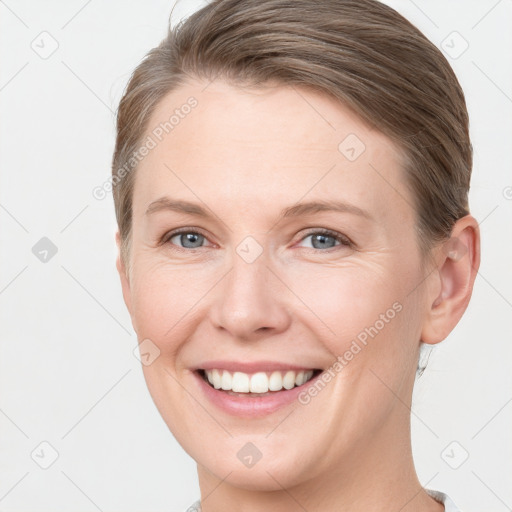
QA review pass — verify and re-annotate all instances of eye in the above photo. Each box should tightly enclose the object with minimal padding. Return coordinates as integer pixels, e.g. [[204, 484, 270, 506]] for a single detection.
[[162, 229, 213, 250], [297, 229, 353, 251], [160, 228, 352, 252]]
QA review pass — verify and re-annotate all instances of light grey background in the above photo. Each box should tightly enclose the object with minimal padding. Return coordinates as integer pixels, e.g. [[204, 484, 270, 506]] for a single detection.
[[0, 0, 511, 510]]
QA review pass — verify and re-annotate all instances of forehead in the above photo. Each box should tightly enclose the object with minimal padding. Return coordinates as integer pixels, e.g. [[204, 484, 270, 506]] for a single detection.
[[133, 78, 412, 225]]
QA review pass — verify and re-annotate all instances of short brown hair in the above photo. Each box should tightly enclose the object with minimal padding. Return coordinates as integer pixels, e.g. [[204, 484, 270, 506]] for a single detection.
[[112, 0, 472, 268]]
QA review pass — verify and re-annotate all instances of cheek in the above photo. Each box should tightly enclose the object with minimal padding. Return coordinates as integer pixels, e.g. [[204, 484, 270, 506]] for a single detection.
[[288, 262, 407, 336], [129, 257, 213, 344], [129, 260, 209, 441], [287, 260, 423, 386]]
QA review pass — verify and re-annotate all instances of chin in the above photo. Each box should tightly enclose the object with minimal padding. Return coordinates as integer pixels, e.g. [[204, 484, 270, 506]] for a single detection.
[[190, 434, 320, 493], [201, 456, 306, 492]]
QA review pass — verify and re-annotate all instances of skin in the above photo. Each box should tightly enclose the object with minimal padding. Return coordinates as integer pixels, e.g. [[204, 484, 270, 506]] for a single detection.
[[116, 78, 480, 512]]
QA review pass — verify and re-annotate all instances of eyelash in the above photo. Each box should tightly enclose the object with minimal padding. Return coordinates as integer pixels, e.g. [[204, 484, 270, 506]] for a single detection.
[[298, 228, 353, 250], [160, 227, 354, 252]]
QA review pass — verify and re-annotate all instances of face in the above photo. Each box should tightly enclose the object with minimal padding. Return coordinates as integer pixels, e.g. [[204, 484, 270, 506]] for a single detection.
[[117, 79, 434, 491]]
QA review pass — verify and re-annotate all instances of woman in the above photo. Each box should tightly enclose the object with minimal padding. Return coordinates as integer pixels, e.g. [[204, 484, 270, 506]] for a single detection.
[[111, 1, 480, 510]]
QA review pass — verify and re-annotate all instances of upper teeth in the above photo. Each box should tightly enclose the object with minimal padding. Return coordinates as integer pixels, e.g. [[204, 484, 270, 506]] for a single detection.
[[204, 369, 315, 393]]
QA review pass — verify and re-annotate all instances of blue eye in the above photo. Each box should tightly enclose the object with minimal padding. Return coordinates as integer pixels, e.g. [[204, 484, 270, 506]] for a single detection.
[[167, 231, 208, 249], [298, 230, 352, 250], [161, 228, 352, 252]]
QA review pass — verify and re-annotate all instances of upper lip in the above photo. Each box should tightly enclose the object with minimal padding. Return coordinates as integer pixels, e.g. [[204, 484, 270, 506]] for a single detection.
[[193, 360, 321, 373]]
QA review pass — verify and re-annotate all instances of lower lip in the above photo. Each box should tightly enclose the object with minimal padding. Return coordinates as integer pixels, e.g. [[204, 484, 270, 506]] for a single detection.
[[193, 370, 322, 417]]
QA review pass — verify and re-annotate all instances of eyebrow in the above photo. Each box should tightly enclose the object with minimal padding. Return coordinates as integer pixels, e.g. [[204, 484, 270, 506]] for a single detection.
[[145, 197, 373, 221]]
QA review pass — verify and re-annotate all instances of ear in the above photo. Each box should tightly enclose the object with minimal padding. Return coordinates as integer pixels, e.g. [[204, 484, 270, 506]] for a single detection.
[[115, 231, 133, 317], [421, 215, 481, 344]]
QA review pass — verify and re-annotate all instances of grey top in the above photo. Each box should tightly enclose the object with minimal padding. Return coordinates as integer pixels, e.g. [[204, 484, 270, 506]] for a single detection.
[[426, 489, 462, 511], [185, 488, 461, 511]]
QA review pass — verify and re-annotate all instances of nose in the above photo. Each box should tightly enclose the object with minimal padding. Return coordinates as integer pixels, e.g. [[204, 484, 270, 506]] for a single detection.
[[209, 250, 292, 341]]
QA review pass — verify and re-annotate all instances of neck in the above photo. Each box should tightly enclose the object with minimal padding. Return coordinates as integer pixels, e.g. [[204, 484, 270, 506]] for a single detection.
[[195, 404, 444, 512]]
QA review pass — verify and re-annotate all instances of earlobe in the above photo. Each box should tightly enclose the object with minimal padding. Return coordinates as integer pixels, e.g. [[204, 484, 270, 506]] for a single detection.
[[421, 215, 480, 345]]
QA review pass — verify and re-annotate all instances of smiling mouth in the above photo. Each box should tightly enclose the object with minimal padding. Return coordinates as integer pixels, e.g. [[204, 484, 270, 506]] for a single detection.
[[197, 368, 322, 396]]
